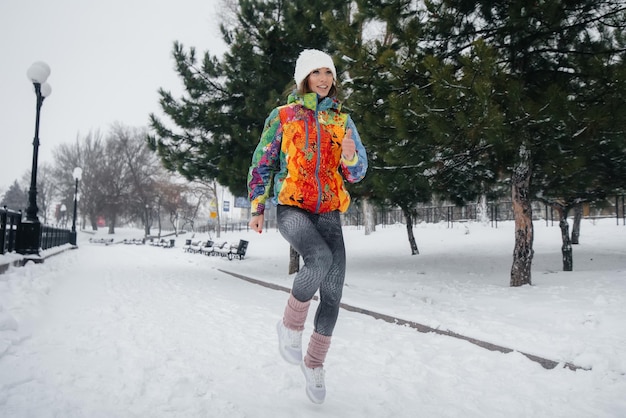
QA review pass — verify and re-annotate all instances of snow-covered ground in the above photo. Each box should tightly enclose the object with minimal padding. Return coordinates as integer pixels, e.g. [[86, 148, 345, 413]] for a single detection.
[[1, 218, 625, 417]]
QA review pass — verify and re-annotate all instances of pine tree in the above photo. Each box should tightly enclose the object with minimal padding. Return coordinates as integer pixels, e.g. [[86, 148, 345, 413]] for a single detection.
[[1, 180, 28, 212], [328, 0, 435, 254], [148, 0, 346, 197], [331, 0, 626, 275], [423, 0, 626, 282]]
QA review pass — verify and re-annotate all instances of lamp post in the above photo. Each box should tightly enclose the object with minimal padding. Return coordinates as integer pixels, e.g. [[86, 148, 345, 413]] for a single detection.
[[70, 167, 82, 246], [16, 62, 52, 257]]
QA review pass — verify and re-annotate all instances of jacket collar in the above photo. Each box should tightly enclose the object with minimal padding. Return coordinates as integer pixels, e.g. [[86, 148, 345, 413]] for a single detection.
[[287, 91, 342, 112]]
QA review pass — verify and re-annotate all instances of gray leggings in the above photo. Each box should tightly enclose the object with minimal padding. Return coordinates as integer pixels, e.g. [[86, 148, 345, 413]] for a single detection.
[[277, 205, 346, 336]]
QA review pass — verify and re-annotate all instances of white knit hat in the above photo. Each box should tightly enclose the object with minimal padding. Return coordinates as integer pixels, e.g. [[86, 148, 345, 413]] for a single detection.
[[294, 49, 337, 88]]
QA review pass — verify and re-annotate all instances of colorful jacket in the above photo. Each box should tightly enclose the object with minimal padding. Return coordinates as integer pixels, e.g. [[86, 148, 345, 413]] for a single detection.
[[248, 92, 367, 215]]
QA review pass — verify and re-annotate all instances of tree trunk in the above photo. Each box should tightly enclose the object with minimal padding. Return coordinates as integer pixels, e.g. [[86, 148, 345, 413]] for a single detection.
[[107, 212, 117, 235], [555, 206, 573, 271], [571, 203, 582, 244], [215, 209, 222, 239], [288, 245, 300, 274], [213, 181, 222, 239], [510, 146, 534, 287], [402, 207, 419, 255], [89, 212, 98, 231], [362, 198, 376, 235], [477, 194, 489, 224], [156, 196, 162, 238], [144, 207, 151, 237]]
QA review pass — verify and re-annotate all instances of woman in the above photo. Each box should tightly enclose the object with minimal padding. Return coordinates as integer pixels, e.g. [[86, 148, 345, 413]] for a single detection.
[[248, 49, 367, 404]]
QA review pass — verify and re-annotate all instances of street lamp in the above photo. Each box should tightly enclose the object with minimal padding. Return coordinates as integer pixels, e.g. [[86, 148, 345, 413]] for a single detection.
[[16, 61, 52, 257], [70, 167, 82, 246]]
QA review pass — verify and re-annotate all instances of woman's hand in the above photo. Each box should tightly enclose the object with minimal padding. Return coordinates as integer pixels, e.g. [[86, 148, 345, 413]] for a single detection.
[[249, 214, 264, 234], [342, 129, 356, 161]]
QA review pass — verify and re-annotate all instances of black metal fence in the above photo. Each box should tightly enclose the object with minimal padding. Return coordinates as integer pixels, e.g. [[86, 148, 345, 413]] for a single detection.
[[195, 222, 252, 235], [1, 206, 72, 256], [1, 207, 21, 255], [165, 195, 626, 236], [40, 225, 72, 250], [342, 201, 516, 228], [343, 197, 626, 229]]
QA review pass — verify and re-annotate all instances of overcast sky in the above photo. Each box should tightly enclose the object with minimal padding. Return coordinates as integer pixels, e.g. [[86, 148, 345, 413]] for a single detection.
[[0, 0, 227, 192]]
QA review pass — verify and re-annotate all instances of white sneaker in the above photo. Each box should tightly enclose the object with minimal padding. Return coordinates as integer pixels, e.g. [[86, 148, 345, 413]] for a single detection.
[[276, 320, 302, 365], [301, 362, 326, 404]]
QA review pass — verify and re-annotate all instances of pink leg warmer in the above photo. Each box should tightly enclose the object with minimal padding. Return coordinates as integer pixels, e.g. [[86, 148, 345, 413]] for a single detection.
[[304, 332, 332, 369], [283, 293, 311, 331]]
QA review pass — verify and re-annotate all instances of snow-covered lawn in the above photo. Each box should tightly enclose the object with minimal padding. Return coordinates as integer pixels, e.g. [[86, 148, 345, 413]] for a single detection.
[[1, 219, 625, 417]]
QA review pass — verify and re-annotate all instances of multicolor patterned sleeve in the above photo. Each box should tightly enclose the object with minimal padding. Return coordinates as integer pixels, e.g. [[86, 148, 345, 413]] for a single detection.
[[340, 116, 368, 183], [248, 108, 282, 215]]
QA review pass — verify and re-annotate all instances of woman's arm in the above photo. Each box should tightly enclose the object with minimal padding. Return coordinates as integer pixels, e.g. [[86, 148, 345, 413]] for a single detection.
[[340, 116, 368, 183], [248, 108, 282, 215]]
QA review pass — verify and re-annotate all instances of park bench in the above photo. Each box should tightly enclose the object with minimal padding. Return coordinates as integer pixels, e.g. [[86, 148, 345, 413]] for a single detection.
[[199, 240, 215, 255], [227, 239, 248, 260], [153, 238, 175, 248], [182, 239, 246, 259], [89, 238, 114, 245], [212, 242, 230, 257], [155, 238, 175, 248], [124, 238, 145, 245], [183, 240, 200, 252], [190, 240, 204, 253], [214, 239, 248, 260]]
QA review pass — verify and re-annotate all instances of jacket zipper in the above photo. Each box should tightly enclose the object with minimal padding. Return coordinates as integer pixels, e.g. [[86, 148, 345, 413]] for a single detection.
[[314, 108, 323, 213]]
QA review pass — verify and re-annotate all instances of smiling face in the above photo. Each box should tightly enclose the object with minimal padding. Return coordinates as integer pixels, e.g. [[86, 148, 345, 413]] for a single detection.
[[306, 67, 334, 98]]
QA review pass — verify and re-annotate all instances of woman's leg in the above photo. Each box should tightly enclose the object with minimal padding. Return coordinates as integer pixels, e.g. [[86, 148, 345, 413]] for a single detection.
[[277, 206, 345, 369], [276, 205, 331, 364], [277, 206, 346, 336], [311, 210, 346, 337], [277, 206, 335, 303], [301, 211, 345, 400]]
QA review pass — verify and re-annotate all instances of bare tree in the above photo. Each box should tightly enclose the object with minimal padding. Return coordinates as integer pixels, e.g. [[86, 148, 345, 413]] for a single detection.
[[109, 123, 164, 236], [53, 131, 107, 231], [16, 163, 56, 225], [155, 179, 192, 237]]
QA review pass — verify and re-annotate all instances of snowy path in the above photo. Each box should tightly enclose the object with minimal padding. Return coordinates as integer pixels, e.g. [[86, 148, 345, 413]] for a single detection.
[[218, 268, 582, 371], [1, 233, 625, 417]]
